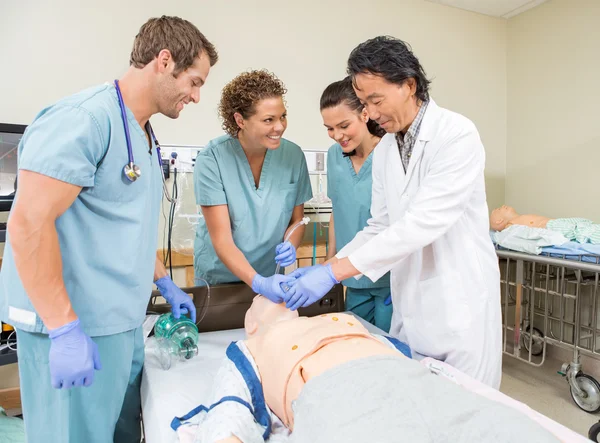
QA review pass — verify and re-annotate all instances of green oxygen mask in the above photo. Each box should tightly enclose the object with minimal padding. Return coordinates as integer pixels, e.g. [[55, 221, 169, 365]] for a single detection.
[[153, 313, 199, 370]]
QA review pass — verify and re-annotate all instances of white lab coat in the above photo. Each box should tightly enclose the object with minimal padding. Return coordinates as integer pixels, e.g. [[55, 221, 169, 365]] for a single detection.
[[337, 99, 502, 389]]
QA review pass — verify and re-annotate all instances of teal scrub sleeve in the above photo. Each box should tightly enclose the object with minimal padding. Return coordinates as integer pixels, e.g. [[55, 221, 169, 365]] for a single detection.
[[295, 151, 313, 206], [18, 105, 107, 188], [194, 149, 227, 206]]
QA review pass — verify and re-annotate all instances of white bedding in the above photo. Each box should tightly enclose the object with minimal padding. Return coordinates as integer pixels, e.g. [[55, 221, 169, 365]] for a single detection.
[[421, 358, 591, 443], [141, 327, 246, 443], [141, 316, 591, 443]]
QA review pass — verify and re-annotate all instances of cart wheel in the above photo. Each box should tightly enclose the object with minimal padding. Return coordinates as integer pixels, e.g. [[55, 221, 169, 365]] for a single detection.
[[589, 421, 600, 442], [571, 373, 600, 413], [522, 326, 544, 356]]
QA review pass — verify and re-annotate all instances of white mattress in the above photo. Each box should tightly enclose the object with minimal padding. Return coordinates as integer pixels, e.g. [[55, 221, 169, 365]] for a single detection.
[[141, 327, 246, 443], [141, 317, 591, 443]]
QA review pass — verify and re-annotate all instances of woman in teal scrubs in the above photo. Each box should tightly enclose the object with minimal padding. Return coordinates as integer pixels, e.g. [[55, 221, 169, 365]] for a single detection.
[[194, 70, 312, 302], [320, 77, 392, 332]]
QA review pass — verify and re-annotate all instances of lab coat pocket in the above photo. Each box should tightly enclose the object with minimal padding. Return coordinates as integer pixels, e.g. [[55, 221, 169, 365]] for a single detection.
[[418, 272, 472, 335]]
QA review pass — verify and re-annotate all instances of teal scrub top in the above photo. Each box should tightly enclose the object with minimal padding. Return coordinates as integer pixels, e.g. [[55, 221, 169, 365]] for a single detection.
[[327, 143, 390, 289], [0, 84, 163, 336], [193, 135, 313, 284]]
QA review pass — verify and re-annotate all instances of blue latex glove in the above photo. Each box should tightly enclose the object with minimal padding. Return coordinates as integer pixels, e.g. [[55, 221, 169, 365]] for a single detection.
[[283, 264, 339, 311], [48, 319, 102, 389], [252, 274, 293, 303], [279, 265, 322, 295], [384, 295, 392, 306], [155, 276, 197, 323], [287, 265, 321, 280], [275, 241, 296, 268]]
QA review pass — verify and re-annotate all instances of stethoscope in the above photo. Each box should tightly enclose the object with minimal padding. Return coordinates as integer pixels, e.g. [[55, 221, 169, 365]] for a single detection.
[[114, 79, 176, 203]]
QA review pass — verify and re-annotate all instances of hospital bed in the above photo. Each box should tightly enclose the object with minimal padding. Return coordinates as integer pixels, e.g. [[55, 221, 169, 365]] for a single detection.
[[141, 281, 592, 443], [496, 245, 600, 442], [497, 245, 600, 413]]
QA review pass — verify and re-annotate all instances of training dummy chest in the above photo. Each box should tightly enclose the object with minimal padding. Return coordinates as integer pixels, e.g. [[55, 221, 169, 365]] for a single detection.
[[245, 313, 398, 429]]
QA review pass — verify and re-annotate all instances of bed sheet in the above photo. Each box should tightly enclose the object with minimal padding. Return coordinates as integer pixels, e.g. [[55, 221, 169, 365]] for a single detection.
[[421, 358, 591, 442], [491, 227, 600, 263], [541, 242, 600, 263], [141, 327, 246, 443]]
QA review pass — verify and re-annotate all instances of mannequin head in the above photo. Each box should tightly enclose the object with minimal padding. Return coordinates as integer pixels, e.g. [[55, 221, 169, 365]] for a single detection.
[[244, 295, 299, 338], [490, 205, 519, 231]]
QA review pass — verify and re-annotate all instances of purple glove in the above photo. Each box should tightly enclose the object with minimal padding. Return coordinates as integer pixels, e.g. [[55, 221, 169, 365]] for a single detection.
[[283, 264, 339, 311], [48, 319, 102, 389], [279, 265, 322, 294], [286, 265, 321, 280], [155, 276, 197, 323], [275, 241, 297, 268], [251, 274, 294, 303]]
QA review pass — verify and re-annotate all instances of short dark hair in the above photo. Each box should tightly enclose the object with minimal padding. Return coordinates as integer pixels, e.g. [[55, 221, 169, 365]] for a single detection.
[[320, 76, 385, 139], [347, 36, 430, 103], [130, 16, 218, 76]]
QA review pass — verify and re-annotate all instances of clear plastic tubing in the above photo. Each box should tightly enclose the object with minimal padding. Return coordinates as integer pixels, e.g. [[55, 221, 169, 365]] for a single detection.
[[274, 216, 310, 275]]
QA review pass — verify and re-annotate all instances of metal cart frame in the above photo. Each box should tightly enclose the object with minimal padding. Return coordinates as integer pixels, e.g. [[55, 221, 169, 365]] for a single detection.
[[498, 249, 600, 414]]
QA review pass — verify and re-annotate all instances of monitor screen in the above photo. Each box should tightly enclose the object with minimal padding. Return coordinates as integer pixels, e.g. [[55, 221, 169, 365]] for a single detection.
[[0, 123, 26, 211]]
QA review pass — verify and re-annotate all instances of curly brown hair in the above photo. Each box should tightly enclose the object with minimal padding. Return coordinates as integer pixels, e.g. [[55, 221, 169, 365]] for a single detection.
[[219, 70, 287, 137]]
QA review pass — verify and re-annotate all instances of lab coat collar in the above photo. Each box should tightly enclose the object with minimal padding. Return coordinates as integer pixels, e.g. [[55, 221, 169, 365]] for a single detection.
[[398, 98, 439, 191], [415, 98, 439, 142]]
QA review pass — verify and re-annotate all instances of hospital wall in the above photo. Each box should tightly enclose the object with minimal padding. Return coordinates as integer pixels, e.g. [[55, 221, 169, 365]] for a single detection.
[[506, 0, 600, 220], [0, 0, 508, 210]]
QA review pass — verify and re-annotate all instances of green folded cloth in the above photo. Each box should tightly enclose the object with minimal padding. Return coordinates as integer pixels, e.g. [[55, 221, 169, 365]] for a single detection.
[[0, 407, 25, 442]]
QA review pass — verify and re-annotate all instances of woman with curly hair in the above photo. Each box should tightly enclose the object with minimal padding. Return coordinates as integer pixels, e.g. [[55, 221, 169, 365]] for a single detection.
[[192, 70, 312, 301]]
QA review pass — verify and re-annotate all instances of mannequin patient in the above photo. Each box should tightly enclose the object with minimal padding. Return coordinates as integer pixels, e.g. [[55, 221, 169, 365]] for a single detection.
[[182, 296, 560, 443], [490, 205, 551, 231], [491, 205, 600, 244]]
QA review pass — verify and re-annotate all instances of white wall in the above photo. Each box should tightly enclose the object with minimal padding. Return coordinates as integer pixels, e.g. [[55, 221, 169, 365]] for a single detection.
[[506, 0, 600, 219], [0, 0, 508, 209]]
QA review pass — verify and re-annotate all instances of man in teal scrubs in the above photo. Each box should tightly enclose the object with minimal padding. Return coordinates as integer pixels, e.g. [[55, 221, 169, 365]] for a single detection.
[[0, 16, 217, 443]]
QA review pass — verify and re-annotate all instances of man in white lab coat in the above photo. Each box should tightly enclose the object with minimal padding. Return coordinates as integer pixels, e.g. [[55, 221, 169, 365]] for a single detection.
[[282, 36, 502, 388]]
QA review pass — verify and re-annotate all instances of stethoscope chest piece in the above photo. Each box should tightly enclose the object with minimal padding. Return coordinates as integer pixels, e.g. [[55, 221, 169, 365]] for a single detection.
[[114, 78, 176, 203], [123, 163, 141, 182]]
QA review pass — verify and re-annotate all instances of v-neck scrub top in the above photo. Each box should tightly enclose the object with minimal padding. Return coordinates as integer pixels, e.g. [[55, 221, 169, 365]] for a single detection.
[[327, 142, 390, 289], [193, 134, 313, 284]]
